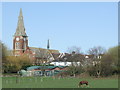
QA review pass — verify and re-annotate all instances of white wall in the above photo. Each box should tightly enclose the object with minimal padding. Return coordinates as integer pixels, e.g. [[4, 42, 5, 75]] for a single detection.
[[50, 62, 81, 66]]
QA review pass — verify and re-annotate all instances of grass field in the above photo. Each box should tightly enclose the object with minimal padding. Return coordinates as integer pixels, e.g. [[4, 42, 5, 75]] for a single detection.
[[2, 76, 118, 88]]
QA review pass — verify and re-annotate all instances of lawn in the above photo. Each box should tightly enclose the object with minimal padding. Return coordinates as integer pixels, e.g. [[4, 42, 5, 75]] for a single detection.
[[2, 76, 118, 88]]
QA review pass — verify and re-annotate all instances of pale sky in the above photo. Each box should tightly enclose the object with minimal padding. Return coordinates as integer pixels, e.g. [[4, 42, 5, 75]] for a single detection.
[[2, 2, 118, 53]]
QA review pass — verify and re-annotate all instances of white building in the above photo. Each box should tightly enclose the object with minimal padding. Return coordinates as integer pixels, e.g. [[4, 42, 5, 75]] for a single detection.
[[50, 61, 81, 66]]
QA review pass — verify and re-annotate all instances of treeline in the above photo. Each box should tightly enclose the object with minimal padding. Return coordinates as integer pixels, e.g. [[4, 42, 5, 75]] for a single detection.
[[61, 46, 119, 77], [1, 41, 32, 73], [87, 46, 119, 77], [1, 41, 120, 77]]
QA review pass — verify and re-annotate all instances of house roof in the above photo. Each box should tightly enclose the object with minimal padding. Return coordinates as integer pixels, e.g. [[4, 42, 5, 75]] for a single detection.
[[53, 53, 85, 62], [51, 53, 60, 60], [27, 66, 66, 71], [29, 47, 59, 59]]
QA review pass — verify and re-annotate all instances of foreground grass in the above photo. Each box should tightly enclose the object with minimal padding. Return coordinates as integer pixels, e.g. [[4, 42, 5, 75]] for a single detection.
[[2, 76, 118, 88]]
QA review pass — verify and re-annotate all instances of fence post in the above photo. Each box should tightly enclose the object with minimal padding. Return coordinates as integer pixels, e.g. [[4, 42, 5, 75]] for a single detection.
[[16, 76, 18, 83]]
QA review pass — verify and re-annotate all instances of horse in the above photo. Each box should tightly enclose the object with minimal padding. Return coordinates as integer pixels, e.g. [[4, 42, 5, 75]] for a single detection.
[[78, 81, 89, 88]]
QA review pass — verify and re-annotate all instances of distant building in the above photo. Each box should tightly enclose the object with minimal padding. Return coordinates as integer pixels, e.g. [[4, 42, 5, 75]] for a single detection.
[[12, 8, 104, 66], [50, 52, 104, 66], [13, 8, 60, 64], [20, 66, 67, 76]]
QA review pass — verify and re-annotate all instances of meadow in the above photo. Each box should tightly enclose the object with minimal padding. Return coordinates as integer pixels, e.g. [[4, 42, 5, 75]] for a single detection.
[[2, 76, 118, 88]]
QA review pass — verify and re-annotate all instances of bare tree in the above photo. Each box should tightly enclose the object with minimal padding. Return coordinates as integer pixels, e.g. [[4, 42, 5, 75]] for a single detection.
[[67, 46, 82, 54], [87, 46, 106, 56], [66, 46, 85, 77], [34, 48, 54, 76], [34, 49, 47, 65], [87, 46, 106, 78]]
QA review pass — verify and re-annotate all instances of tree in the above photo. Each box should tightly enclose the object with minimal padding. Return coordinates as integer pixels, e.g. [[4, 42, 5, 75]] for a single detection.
[[18, 55, 32, 70], [34, 48, 53, 76], [66, 46, 85, 77], [34, 48, 53, 65], [0, 41, 33, 73], [0, 41, 8, 60], [66, 46, 84, 62], [107, 46, 118, 66], [87, 46, 106, 56], [67, 46, 82, 54], [100, 54, 114, 76], [0, 41, 9, 73], [3, 55, 32, 73], [100, 46, 119, 76], [87, 46, 106, 77], [87, 46, 119, 77]]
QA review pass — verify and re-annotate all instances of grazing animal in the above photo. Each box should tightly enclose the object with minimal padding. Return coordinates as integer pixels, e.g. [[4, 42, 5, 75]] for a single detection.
[[78, 81, 89, 88]]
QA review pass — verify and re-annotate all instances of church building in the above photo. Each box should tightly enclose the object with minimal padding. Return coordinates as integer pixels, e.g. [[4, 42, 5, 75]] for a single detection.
[[13, 8, 60, 64]]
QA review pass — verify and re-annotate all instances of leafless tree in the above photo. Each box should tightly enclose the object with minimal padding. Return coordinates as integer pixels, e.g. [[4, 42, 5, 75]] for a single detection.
[[67, 46, 83, 54], [66, 46, 85, 77], [34, 49, 47, 65], [87, 46, 106, 77], [87, 46, 106, 56], [34, 48, 54, 76]]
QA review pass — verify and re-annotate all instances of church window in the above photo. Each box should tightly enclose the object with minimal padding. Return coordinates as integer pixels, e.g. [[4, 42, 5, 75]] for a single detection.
[[15, 42, 20, 49], [24, 42, 26, 50], [24, 38, 26, 41]]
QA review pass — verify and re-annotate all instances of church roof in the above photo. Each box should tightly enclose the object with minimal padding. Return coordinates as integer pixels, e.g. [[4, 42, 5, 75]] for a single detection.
[[29, 47, 59, 58], [30, 47, 59, 53], [29, 47, 48, 57], [49, 49, 59, 54], [14, 8, 27, 36]]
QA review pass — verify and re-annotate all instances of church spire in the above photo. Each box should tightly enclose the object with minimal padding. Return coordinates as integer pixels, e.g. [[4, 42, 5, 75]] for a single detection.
[[47, 39, 50, 49], [14, 8, 27, 37], [19, 8, 23, 17]]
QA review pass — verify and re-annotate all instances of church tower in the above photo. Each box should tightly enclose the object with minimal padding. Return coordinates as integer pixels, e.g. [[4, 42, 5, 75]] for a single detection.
[[13, 8, 28, 56]]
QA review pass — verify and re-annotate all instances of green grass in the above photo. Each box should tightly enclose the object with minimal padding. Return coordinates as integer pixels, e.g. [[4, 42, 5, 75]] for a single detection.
[[0, 77, 2, 89], [2, 76, 118, 88]]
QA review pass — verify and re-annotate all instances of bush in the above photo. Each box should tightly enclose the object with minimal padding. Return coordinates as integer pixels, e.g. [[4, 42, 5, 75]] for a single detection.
[[3, 55, 32, 73]]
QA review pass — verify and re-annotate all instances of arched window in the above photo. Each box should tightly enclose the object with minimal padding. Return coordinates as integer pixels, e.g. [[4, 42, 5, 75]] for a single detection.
[[23, 38, 26, 50], [24, 42, 26, 50], [15, 42, 20, 49]]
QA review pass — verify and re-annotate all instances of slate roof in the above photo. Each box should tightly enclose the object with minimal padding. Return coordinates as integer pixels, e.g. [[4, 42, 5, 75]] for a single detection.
[[14, 8, 27, 36], [29, 47, 59, 59], [49, 49, 59, 54], [53, 53, 85, 62], [51, 53, 60, 60], [29, 47, 47, 57]]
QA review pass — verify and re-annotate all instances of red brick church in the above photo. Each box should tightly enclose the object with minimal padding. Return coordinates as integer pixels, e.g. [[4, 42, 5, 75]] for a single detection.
[[13, 8, 60, 64]]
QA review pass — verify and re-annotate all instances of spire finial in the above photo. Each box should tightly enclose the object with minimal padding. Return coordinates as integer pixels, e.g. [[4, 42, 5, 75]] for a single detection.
[[19, 8, 23, 17], [47, 39, 50, 49]]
